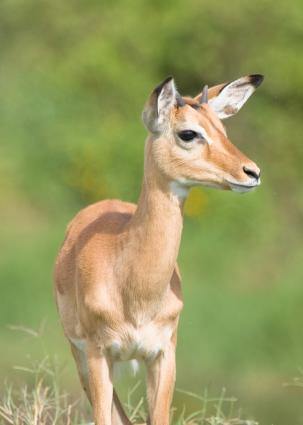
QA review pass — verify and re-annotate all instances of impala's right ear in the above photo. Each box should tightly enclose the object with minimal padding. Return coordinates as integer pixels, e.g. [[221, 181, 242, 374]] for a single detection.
[[194, 74, 264, 120], [142, 77, 183, 134]]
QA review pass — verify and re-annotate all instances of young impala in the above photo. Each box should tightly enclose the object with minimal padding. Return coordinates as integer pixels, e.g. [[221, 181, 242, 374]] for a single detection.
[[54, 74, 264, 425]]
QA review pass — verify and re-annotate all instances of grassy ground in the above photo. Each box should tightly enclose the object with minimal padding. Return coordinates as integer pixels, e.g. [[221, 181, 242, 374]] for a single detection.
[[0, 357, 258, 425]]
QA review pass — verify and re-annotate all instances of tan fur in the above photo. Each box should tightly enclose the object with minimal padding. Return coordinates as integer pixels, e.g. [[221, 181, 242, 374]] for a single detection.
[[54, 76, 262, 425]]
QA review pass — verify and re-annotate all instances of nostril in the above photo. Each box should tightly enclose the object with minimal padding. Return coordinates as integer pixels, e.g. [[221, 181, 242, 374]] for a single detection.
[[243, 166, 260, 180]]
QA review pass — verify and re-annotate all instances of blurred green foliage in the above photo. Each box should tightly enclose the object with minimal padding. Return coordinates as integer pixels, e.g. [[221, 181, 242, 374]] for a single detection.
[[1, 0, 303, 424]]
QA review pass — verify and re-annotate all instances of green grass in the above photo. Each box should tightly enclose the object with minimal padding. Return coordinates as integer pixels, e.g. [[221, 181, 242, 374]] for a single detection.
[[0, 358, 80, 425], [0, 357, 258, 425]]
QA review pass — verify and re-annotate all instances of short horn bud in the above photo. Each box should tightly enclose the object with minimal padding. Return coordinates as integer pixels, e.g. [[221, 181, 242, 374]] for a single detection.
[[176, 92, 186, 107], [199, 85, 208, 104]]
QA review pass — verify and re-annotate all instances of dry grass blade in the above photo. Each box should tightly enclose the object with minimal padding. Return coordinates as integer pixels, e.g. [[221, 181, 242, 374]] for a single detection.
[[0, 355, 259, 425], [0, 358, 81, 425], [173, 388, 258, 425]]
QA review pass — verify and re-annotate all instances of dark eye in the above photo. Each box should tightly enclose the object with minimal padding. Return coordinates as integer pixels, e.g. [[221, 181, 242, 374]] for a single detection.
[[178, 130, 197, 142]]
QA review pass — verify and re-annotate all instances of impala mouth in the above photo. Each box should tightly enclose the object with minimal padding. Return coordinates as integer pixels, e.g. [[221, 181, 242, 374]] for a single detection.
[[226, 179, 261, 193]]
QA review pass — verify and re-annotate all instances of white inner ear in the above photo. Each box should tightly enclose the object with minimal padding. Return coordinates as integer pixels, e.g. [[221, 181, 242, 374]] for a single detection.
[[157, 80, 177, 119], [209, 79, 255, 119]]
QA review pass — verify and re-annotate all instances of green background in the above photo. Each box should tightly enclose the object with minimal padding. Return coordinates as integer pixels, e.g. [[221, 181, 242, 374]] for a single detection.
[[1, 0, 303, 423]]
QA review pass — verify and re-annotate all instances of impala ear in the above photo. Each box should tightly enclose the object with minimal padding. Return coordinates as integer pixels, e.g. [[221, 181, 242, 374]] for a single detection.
[[142, 77, 184, 133], [195, 74, 264, 120]]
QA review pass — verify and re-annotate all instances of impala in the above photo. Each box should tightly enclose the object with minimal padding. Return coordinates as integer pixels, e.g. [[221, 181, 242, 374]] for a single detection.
[[54, 74, 264, 425]]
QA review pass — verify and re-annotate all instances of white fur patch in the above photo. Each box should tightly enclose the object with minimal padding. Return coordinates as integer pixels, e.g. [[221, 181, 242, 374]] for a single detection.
[[113, 359, 140, 381], [158, 80, 176, 116], [157, 79, 177, 129], [70, 337, 140, 381], [170, 181, 190, 200], [109, 324, 173, 363], [70, 337, 86, 351], [226, 178, 261, 193], [70, 338, 88, 376], [69, 322, 172, 376]]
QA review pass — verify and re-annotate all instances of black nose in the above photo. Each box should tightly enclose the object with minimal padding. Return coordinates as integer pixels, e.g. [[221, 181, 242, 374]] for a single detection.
[[243, 166, 260, 180]]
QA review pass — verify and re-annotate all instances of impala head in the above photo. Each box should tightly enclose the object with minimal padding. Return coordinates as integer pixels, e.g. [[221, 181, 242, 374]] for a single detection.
[[142, 74, 264, 195]]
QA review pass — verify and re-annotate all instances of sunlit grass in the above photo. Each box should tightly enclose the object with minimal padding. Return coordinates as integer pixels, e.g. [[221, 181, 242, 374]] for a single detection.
[[0, 357, 84, 425], [0, 357, 258, 425]]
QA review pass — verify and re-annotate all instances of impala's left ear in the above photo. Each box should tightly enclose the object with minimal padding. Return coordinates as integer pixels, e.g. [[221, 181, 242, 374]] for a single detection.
[[195, 74, 264, 119], [142, 76, 185, 134]]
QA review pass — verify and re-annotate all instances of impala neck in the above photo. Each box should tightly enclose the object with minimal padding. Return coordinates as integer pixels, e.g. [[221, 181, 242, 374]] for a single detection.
[[127, 139, 187, 292]]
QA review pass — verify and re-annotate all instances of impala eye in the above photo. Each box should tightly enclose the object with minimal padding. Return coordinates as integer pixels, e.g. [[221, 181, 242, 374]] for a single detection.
[[178, 130, 197, 142]]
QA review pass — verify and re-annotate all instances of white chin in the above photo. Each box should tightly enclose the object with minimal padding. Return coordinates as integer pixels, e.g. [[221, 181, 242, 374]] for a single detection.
[[229, 183, 259, 193], [231, 186, 255, 193], [198, 181, 227, 190]]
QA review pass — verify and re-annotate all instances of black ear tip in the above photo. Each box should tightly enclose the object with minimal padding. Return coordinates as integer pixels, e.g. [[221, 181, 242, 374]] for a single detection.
[[163, 75, 174, 84], [249, 74, 264, 88], [154, 76, 174, 95]]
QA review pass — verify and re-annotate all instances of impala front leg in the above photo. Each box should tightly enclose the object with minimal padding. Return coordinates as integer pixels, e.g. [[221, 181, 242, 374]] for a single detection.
[[146, 343, 176, 425], [87, 340, 113, 425]]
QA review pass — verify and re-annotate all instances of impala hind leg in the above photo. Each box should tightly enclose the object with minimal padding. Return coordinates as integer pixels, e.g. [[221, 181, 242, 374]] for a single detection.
[[145, 343, 176, 425]]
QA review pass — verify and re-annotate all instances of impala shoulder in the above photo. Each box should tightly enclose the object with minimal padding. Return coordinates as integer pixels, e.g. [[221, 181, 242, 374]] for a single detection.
[[63, 199, 136, 244], [68, 199, 136, 228]]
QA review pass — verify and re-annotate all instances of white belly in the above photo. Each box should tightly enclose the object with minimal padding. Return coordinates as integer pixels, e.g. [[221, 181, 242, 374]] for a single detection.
[[70, 322, 173, 366], [110, 323, 173, 362]]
